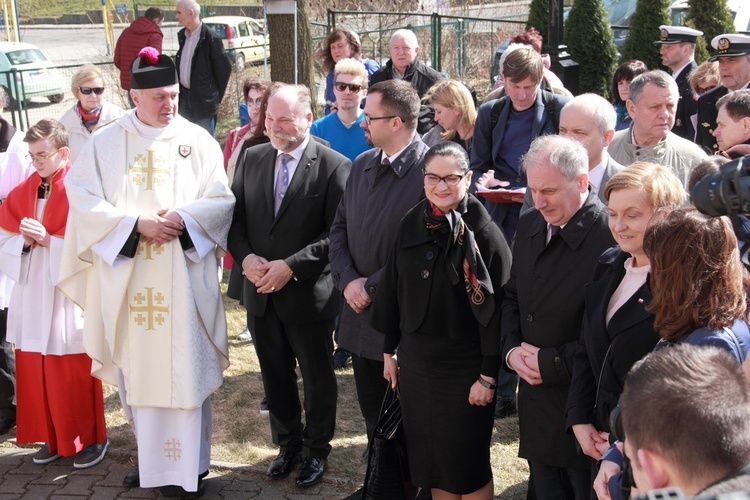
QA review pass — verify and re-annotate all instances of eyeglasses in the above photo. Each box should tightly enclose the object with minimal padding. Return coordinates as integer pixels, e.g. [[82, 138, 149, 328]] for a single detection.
[[79, 87, 105, 95], [334, 82, 363, 93], [246, 97, 263, 107], [364, 115, 398, 125], [423, 171, 468, 186], [26, 148, 63, 163], [696, 85, 716, 95]]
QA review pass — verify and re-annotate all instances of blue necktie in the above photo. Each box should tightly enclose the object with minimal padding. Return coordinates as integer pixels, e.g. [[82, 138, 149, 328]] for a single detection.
[[274, 154, 291, 215]]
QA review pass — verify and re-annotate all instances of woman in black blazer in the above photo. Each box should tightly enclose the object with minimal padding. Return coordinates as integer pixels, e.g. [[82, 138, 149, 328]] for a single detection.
[[373, 142, 512, 498], [566, 162, 686, 470]]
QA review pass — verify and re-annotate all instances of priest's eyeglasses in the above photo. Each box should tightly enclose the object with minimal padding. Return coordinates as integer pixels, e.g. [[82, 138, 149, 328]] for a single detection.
[[364, 115, 399, 125], [423, 171, 468, 186], [26, 148, 63, 163], [79, 87, 105, 95]]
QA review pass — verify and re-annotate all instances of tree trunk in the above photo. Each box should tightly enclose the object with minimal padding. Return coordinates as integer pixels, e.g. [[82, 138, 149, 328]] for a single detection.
[[267, 0, 317, 110]]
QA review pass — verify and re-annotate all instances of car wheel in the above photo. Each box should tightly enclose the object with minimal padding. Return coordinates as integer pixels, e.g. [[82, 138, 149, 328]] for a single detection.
[[1, 87, 16, 110], [48, 93, 64, 104], [235, 53, 245, 72]]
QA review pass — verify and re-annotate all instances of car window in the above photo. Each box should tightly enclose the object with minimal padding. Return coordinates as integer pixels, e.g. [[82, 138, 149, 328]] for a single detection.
[[6, 49, 48, 65], [238, 22, 249, 38], [205, 23, 227, 40]]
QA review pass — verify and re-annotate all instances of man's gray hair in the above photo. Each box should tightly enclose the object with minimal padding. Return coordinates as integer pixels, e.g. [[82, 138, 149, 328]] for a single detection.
[[629, 70, 678, 104], [0, 86, 7, 109], [270, 84, 312, 117], [390, 29, 419, 48], [178, 0, 200, 17], [564, 93, 616, 133], [522, 135, 588, 181]]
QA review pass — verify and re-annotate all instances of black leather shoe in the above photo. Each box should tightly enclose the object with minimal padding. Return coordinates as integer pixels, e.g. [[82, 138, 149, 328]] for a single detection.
[[295, 457, 326, 487], [266, 450, 301, 478], [159, 476, 205, 497], [122, 468, 139, 488], [494, 399, 517, 419]]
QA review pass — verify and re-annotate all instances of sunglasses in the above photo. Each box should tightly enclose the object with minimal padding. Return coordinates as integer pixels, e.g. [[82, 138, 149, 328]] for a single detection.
[[334, 82, 363, 93], [79, 87, 105, 95]]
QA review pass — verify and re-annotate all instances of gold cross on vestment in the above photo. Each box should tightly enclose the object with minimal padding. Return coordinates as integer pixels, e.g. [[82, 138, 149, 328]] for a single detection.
[[130, 150, 170, 190], [137, 241, 165, 260], [130, 287, 169, 331]]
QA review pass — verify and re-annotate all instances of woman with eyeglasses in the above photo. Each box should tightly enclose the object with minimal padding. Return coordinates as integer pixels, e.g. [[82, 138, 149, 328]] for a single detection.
[[422, 80, 477, 155], [372, 142, 511, 499], [224, 77, 270, 176], [59, 65, 125, 165]]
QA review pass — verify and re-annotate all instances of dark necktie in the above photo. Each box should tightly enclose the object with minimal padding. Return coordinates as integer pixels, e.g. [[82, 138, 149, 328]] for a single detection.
[[274, 154, 292, 215], [548, 224, 561, 245]]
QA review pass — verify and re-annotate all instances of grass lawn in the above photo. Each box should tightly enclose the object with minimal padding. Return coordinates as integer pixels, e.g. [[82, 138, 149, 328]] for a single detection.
[[94, 271, 530, 498]]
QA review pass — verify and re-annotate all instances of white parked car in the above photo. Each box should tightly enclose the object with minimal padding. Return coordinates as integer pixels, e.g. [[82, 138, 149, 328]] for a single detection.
[[204, 16, 268, 71], [0, 42, 65, 106]]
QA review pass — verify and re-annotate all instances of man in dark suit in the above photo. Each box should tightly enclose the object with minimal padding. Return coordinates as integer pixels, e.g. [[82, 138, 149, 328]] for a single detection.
[[329, 80, 427, 445], [696, 34, 750, 153], [501, 135, 615, 499], [654, 25, 702, 141], [227, 84, 350, 487]]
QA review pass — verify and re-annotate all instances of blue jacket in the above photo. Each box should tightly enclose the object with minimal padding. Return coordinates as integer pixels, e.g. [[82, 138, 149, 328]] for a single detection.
[[470, 89, 569, 234]]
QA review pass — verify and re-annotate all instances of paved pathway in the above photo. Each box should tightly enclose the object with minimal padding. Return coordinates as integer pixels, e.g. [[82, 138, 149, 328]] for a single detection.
[[0, 444, 358, 499]]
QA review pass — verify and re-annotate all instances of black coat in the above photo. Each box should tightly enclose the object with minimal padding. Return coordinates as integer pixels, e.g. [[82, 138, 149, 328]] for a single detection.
[[501, 191, 615, 469], [176, 23, 232, 120], [673, 60, 697, 141], [696, 84, 729, 154], [370, 58, 446, 135], [227, 139, 350, 323], [329, 135, 428, 361], [372, 195, 512, 376], [565, 247, 659, 434]]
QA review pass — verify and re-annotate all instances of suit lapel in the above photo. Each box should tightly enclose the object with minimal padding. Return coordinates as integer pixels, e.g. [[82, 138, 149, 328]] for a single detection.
[[262, 147, 277, 217], [273, 140, 318, 223]]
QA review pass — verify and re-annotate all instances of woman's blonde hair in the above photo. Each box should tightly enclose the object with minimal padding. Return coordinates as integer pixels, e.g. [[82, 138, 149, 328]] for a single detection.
[[604, 161, 686, 210], [71, 65, 105, 96], [423, 79, 477, 141]]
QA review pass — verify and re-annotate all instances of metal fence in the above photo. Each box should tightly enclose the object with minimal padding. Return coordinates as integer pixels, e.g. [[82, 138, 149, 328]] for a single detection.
[[0, 48, 266, 132], [322, 7, 529, 92]]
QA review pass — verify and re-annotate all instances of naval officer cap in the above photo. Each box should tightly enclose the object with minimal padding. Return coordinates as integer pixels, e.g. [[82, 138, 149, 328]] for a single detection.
[[708, 34, 750, 61], [654, 25, 703, 45], [130, 47, 178, 90]]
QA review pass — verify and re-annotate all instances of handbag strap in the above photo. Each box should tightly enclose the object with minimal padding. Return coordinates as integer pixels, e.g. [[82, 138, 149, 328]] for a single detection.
[[723, 326, 746, 363]]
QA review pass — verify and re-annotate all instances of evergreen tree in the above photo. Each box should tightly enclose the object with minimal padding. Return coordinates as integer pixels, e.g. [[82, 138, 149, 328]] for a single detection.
[[687, 0, 734, 63], [527, 0, 548, 45], [565, 0, 618, 98], [620, 0, 670, 70]]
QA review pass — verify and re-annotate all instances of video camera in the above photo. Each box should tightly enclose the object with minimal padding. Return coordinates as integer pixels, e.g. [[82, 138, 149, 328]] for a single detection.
[[692, 156, 750, 219]]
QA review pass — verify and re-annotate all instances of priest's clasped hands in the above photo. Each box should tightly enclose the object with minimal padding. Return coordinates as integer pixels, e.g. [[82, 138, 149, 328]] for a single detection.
[[508, 342, 544, 386], [136, 208, 184, 246]]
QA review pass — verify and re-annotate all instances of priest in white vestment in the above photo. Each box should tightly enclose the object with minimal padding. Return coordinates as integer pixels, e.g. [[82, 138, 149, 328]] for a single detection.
[[58, 48, 235, 495]]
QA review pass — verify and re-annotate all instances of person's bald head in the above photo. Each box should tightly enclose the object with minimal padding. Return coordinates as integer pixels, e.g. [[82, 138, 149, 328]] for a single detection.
[[559, 93, 617, 169]]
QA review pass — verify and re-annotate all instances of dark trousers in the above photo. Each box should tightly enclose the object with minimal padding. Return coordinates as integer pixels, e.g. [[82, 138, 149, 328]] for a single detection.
[[351, 354, 388, 442], [0, 308, 15, 423], [249, 298, 337, 459], [178, 85, 217, 137], [528, 460, 591, 500]]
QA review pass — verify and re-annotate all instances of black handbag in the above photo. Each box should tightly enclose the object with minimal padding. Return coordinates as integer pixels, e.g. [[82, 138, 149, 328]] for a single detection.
[[363, 385, 411, 500]]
